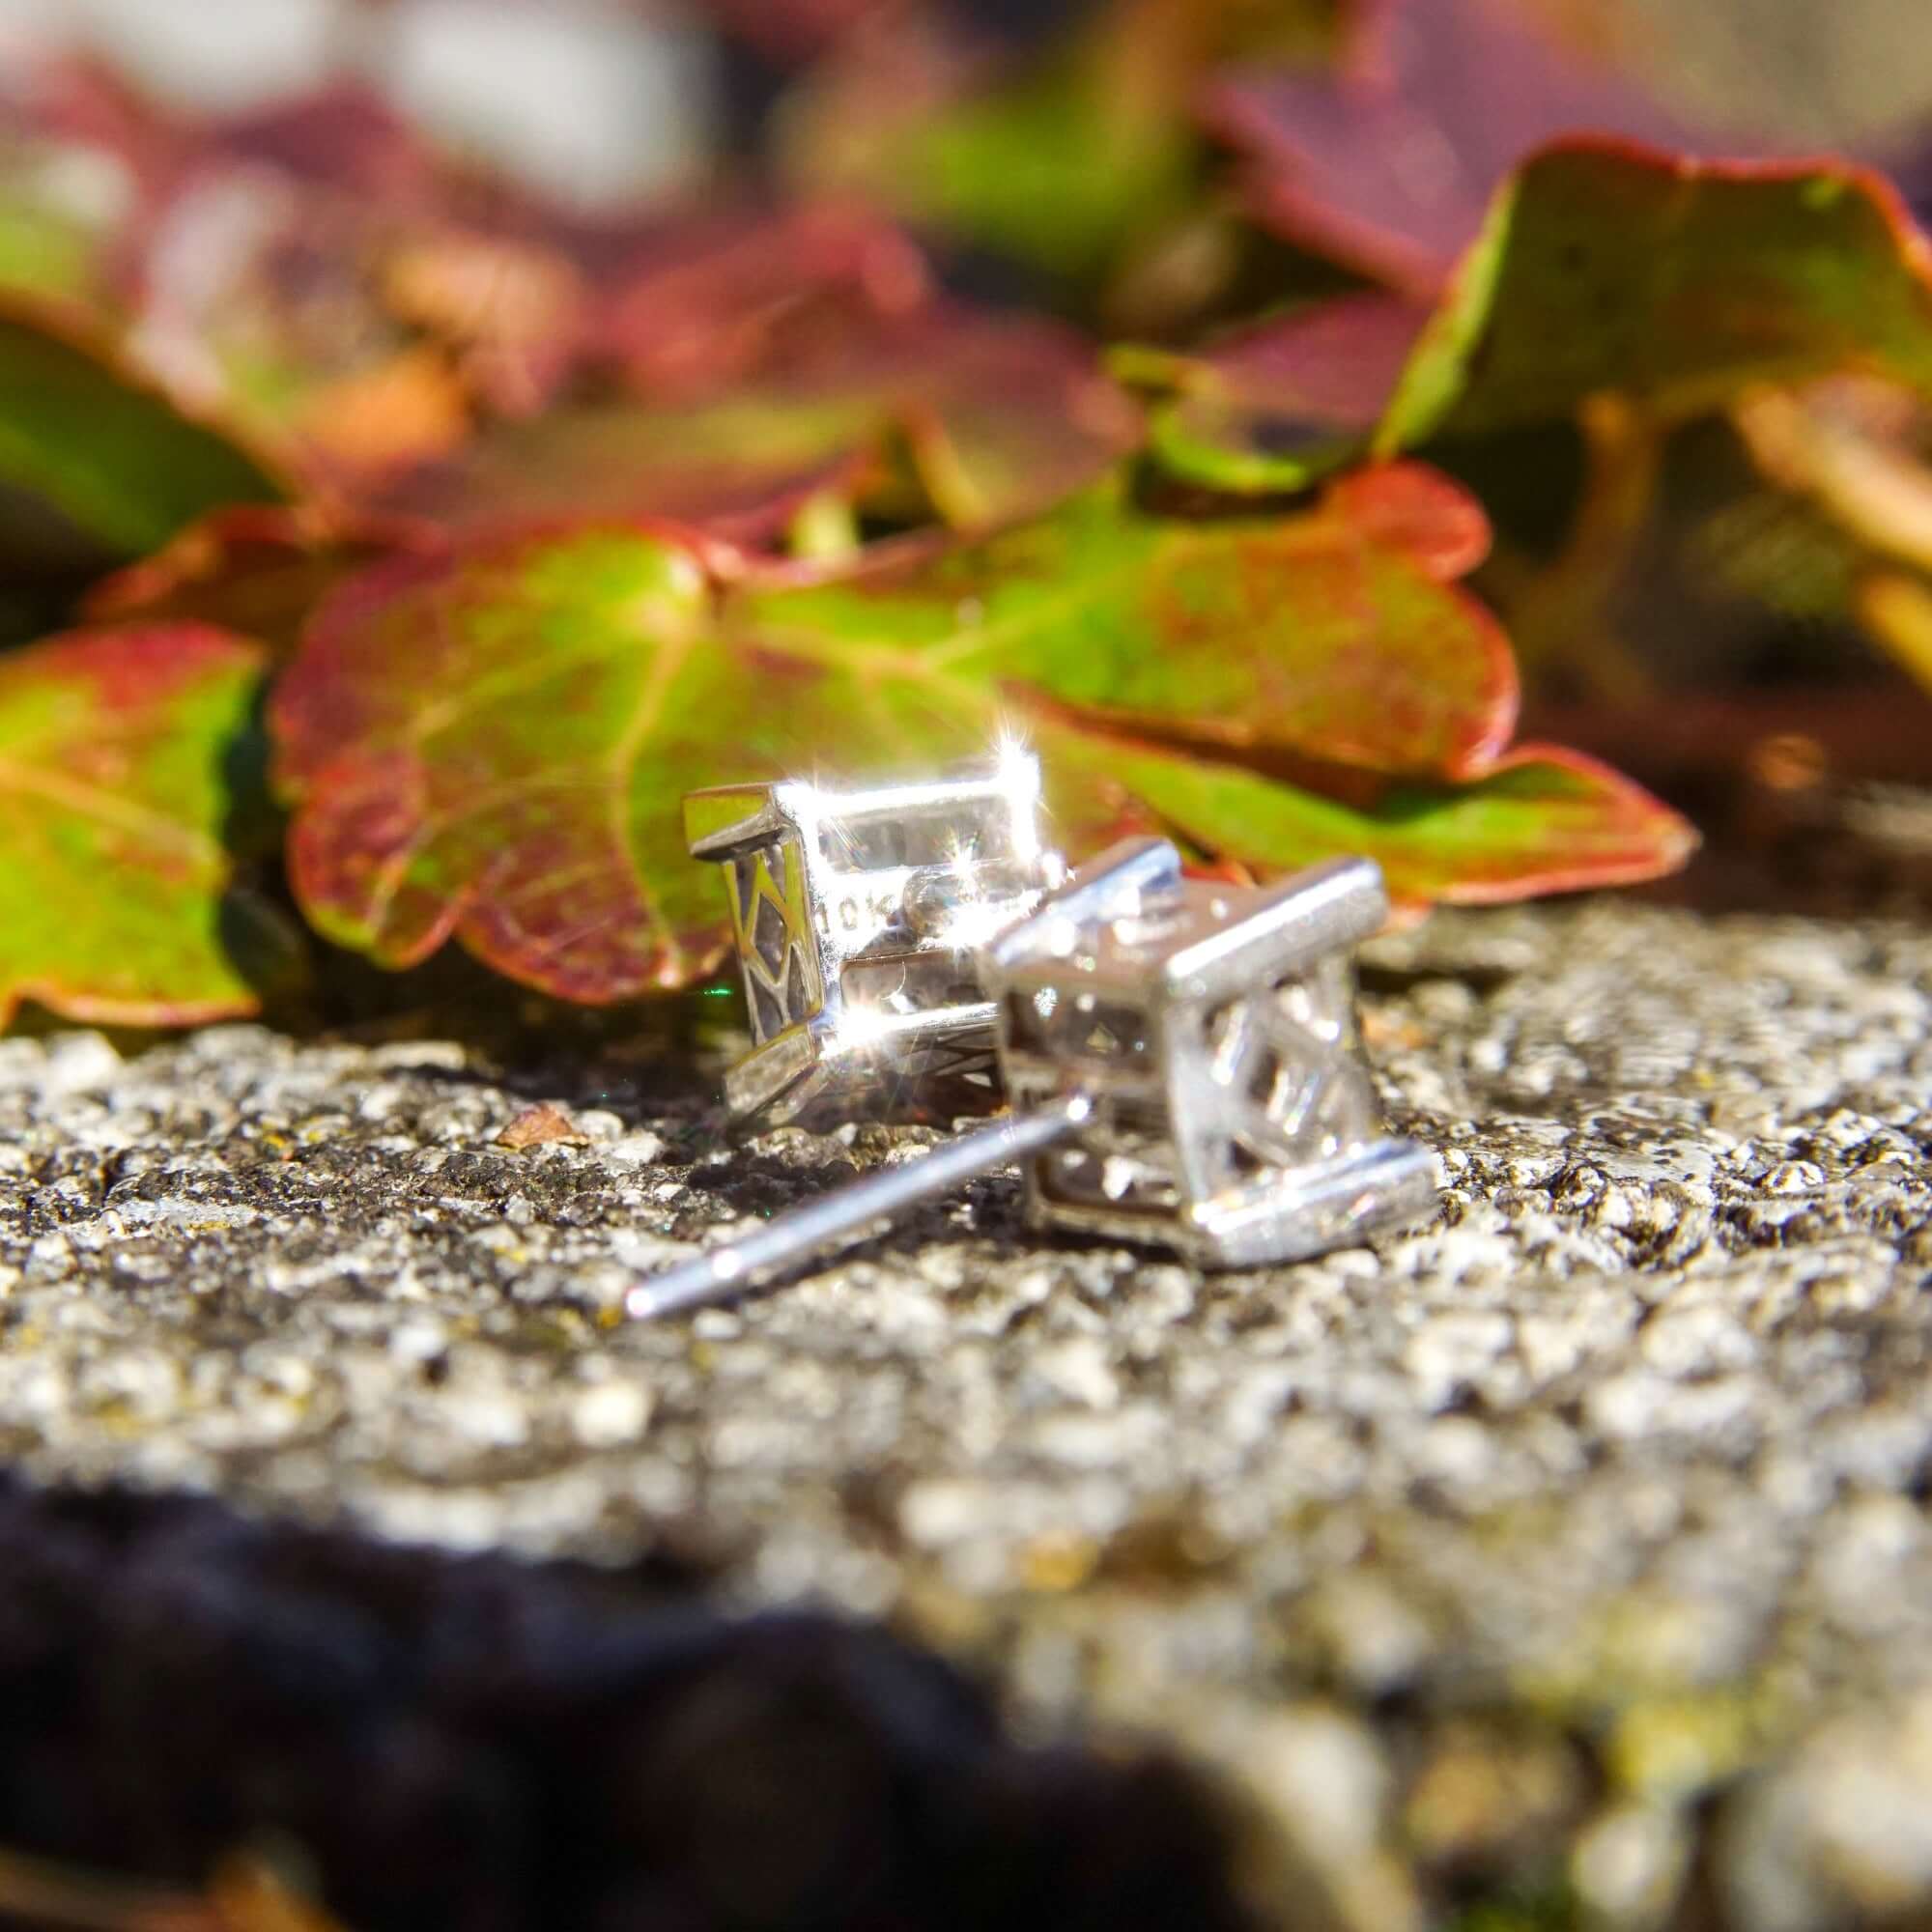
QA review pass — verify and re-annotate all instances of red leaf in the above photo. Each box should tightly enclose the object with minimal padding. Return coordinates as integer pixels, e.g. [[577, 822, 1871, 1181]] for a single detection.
[[379, 300, 1144, 543], [1318, 460, 1491, 580], [1201, 295, 1429, 435], [1203, 0, 1702, 295], [24, 52, 194, 221], [85, 504, 426, 653], [590, 204, 931, 398], [14, 70, 601, 480], [1122, 293, 1429, 494], [694, 0, 895, 62], [271, 527, 732, 999], [376, 422, 873, 551], [209, 80, 455, 210]]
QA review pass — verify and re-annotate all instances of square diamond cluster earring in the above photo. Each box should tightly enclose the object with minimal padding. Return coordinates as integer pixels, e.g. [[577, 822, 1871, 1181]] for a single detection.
[[632, 785, 1434, 1321]]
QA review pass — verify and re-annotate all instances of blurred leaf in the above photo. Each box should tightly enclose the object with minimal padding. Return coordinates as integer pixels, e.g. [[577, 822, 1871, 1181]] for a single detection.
[[1736, 378, 1932, 577], [0, 65, 625, 484], [709, 0, 1346, 70], [178, 197, 932, 492], [1321, 457, 1494, 578], [1118, 291, 1426, 491], [0, 55, 181, 306], [269, 467, 1686, 1003], [199, 79, 459, 208], [0, 624, 303, 1029], [28, 64, 440, 216], [99, 102, 967, 509], [0, 298, 284, 556], [1683, 482, 1868, 630], [376, 401, 876, 547], [781, 6, 1205, 286], [0, 134, 124, 306], [1380, 144, 1932, 450], [1129, 143, 1932, 515], [0, 63, 468, 314], [399, 205, 932, 536], [84, 504, 415, 654], [590, 204, 930, 394], [0, 64, 601, 497], [384, 303, 1143, 540], [1205, 0, 1700, 295], [1733, 377, 1932, 695], [129, 176, 570, 483], [689, 0, 897, 64], [1860, 573, 1932, 691]]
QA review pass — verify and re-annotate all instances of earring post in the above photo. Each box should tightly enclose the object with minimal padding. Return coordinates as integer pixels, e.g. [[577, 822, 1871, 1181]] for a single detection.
[[626, 1093, 1093, 1322]]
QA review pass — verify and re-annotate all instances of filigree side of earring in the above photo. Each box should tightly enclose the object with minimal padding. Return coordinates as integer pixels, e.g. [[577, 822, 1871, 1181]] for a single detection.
[[683, 750, 1065, 1128], [980, 838, 1436, 1267]]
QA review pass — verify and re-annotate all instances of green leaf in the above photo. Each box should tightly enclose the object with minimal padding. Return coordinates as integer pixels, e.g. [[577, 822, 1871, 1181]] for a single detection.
[[0, 299, 285, 556], [1037, 730, 1696, 906], [1380, 142, 1932, 451], [728, 465, 1513, 779], [0, 188, 111, 307], [270, 469, 1687, 1002], [0, 624, 305, 1029], [780, 14, 1200, 285]]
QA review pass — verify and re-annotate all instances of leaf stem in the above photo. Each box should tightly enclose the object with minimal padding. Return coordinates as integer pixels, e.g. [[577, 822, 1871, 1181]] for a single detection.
[[1494, 393, 1664, 705], [786, 491, 863, 563]]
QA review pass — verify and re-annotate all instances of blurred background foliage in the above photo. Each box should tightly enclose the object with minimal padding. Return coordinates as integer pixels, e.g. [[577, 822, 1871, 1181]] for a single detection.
[[6, 0, 1932, 1035], [6, 0, 1930, 679]]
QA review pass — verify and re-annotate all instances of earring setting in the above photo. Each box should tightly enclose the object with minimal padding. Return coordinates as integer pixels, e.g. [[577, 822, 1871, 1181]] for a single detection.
[[982, 834, 1435, 1268], [632, 758, 1434, 1321]]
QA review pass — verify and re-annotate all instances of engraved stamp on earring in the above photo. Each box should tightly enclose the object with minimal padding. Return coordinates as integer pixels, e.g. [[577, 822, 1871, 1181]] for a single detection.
[[683, 750, 1064, 1127]]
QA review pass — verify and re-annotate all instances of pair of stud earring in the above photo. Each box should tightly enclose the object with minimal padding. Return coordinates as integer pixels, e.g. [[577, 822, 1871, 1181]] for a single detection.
[[628, 751, 1435, 1321]]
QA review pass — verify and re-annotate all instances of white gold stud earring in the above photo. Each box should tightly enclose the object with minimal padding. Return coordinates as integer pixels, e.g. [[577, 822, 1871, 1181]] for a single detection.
[[632, 836, 1435, 1319]]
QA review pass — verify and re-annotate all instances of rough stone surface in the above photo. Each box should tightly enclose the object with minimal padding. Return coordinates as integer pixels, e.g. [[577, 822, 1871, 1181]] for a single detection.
[[2, 899, 1930, 1929]]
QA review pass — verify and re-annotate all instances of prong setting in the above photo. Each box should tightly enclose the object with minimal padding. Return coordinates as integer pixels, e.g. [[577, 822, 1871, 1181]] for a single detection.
[[983, 849, 1435, 1267]]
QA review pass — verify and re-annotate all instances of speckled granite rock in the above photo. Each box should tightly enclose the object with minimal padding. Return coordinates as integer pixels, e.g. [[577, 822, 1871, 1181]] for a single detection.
[[3, 899, 1930, 1930]]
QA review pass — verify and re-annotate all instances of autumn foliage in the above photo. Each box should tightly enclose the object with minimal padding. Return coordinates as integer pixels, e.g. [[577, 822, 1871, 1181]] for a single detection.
[[8, 0, 1932, 1026]]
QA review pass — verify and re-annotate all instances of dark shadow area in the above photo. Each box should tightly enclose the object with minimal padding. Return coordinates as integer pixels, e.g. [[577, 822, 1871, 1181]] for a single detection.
[[0, 1474, 1262, 1932]]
